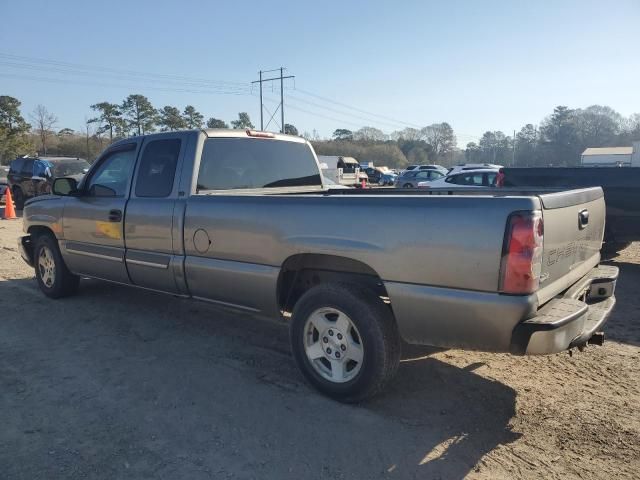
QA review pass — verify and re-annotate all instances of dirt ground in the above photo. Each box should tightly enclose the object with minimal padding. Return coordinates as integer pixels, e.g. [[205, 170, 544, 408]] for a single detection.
[[0, 217, 638, 480]]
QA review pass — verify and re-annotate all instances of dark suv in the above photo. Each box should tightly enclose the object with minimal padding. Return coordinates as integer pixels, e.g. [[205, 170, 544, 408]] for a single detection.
[[8, 156, 90, 208]]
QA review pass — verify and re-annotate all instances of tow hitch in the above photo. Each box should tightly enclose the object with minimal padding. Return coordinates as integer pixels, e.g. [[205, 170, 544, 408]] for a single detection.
[[570, 331, 606, 355], [587, 331, 605, 346]]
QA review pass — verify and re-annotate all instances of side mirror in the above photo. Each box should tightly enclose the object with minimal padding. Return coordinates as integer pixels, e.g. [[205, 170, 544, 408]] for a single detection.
[[52, 177, 79, 196]]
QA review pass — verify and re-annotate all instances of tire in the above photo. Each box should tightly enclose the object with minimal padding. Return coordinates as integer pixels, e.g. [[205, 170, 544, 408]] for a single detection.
[[290, 283, 401, 403], [12, 187, 24, 209], [34, 233, 80, 299], [403, 183, 413, 188]]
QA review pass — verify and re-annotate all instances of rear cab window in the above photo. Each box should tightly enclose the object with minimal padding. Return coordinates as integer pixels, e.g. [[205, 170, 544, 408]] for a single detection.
[[196, 138, 321, 192], [135, 139, 181, 197]]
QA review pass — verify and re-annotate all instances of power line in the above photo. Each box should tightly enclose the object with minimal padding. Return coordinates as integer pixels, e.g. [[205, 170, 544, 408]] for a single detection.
[[293, 87, 422, 129], [286, 93, 413, 130], [291, 87, 481, 141], [1, 52, 482, 141], [0, 60, 250, 93], [262, 96, 367, 129], [0, 52, 249, 89], [0, 72, 249, 96]]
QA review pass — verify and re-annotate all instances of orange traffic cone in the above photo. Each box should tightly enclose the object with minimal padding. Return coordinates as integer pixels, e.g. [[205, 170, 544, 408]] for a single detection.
[[2, 188, 17, 220]]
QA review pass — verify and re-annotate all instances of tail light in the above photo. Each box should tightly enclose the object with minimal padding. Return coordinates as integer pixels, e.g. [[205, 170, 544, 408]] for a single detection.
[[499, 211, 544, 294], [246, 130, 275, 138]]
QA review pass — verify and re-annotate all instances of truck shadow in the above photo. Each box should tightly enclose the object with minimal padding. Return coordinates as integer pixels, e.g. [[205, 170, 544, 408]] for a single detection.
[[601, 259, 640, 347], [1, 276, 519, 479]]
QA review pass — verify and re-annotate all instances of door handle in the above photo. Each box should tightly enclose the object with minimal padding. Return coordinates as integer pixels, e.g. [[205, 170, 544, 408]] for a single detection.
[[108, 209, 122, 222], [578, 209, 589, 230]]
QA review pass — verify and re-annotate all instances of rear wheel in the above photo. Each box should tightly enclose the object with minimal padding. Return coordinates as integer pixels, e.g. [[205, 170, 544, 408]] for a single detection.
[[290, 283, 401, 403], [403, 183, 412, 188], [34, 234, 80, 298]]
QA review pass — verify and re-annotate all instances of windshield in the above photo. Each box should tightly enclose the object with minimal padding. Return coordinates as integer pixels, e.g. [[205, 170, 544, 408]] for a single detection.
[[52, 160, 90, 177]]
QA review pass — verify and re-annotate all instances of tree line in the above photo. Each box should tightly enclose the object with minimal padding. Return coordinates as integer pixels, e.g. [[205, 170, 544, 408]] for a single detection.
[[465, 106, 640, 167], [0, 94, 265, 163], [310, 123, 460, 169], [2, 92, 639, 168], [311, 106, 640, 169]]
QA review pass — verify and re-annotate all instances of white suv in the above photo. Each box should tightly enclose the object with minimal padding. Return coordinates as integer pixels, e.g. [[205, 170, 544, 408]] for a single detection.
[[418, 168, 500, 188]]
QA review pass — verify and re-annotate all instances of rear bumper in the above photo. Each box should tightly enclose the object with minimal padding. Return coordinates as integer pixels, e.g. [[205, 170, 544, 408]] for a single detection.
[[510, 264, 618, 355]]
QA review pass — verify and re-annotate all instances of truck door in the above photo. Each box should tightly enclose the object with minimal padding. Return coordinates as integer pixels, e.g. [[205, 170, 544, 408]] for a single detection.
[[124, 134, 186, 294], [61, 142, 139, 284]]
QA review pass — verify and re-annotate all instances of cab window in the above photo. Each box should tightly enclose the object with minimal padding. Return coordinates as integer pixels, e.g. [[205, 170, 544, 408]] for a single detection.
[[135, 139, 181, 198], [86, 147, 136, 197]]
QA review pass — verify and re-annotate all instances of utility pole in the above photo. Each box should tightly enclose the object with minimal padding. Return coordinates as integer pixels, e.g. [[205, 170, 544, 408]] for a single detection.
[[252, 67, 295, 133], [280, 67, 285, 135], [259, 70, 263, 130]]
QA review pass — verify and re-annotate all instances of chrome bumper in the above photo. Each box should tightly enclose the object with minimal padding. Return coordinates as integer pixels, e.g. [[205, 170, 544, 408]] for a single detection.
[[510, 264, 618, 355]]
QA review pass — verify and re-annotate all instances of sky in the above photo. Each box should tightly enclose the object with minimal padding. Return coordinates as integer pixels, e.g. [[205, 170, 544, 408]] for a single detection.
[[1, 0, 639, 145]]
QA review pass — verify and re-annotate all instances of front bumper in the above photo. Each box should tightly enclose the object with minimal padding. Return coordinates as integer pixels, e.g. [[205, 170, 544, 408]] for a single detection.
[[510, 264, 618, 355], [18, 235, 34, 267]]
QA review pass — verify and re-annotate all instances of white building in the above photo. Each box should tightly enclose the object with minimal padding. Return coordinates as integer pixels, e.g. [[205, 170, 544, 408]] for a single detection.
[[581, 146, 634, 166]]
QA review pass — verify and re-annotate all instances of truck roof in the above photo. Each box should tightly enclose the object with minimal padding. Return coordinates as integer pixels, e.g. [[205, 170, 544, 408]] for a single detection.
[[203, 128, 307, 143], [108, 129, 307, 149]]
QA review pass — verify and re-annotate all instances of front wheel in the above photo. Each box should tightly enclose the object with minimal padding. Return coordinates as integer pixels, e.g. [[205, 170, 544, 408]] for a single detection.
[[34, 234, 80, 298], [290, 283, 401, 403]]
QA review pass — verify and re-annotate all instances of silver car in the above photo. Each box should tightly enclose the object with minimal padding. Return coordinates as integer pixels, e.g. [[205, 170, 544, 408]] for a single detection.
[[395, 168, 445, 188]]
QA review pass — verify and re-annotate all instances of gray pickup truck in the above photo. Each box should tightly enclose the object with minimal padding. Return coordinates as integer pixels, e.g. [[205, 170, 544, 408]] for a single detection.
[[19, 129, 618, 402]]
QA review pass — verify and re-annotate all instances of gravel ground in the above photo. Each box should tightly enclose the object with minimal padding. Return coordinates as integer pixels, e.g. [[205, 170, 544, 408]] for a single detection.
[[0, 217, 638, 479]]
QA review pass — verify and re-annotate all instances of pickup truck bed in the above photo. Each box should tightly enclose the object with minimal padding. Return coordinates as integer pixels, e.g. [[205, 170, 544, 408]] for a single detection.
[[502, 166, 640, 251], [18, 129, 618, 402]]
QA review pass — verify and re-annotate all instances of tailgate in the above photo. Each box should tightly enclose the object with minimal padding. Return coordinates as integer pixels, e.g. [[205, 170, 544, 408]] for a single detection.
[[537, 187, 605, 304]]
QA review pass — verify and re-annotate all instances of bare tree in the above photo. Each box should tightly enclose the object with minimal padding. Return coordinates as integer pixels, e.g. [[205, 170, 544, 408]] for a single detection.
[[30, 105, 58, 155], [421, 123, 457, 159]]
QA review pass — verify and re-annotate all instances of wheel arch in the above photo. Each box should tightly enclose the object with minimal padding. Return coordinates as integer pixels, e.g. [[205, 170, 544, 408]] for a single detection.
[[277, 253, 391, 313], [28, 225, 56, 240]]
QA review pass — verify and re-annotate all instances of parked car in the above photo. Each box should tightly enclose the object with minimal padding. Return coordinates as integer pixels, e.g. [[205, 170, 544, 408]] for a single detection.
[[0, 166, 9, 204], [8, 156, 90, 208], [19, 128, 617, 402], [403, 164, 448, 175], [317, 155, 362, 187], [379, 171, 397, 185], [447, 163, 503, 175], [418, 168, 500, 188], [395, 168, 446, 188], [360, 166, 397, 186], [501, 167, 640, 253], [360, 167, 382, 184]]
